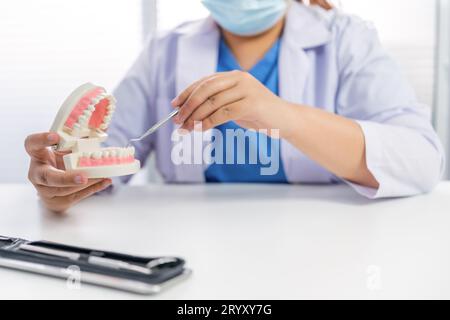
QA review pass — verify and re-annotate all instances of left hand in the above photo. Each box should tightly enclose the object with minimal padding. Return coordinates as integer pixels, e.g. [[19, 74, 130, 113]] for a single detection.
[[171, 70, 287, 135]]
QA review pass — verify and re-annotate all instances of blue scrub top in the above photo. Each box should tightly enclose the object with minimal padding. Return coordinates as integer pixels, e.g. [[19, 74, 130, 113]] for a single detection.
[[204, 38, 288, 183]]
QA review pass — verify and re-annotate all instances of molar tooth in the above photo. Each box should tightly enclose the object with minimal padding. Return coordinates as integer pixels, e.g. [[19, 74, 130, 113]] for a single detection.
[[87, 104, 95, 112], [83, 109, 92, 117], [82, 152, 91, 158], [110, 149, 118, 157], [127, 146, 135, 156], [102, 150, 110, 158]]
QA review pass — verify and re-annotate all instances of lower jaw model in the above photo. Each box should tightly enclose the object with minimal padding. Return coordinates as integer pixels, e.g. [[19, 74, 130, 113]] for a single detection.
[[50, 83, 140, 178]]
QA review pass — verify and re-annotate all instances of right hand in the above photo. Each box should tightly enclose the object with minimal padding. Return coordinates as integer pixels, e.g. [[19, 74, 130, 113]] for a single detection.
[[25, 132, 112, 213]]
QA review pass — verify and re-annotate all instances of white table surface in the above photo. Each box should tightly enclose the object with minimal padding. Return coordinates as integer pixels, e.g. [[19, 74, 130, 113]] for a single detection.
[[0, 182, 450, 299]]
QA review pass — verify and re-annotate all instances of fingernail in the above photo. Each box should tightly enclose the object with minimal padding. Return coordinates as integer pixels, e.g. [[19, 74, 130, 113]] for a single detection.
[[173, 115, 182, 124], [171, 97, 179, 106], [47, 133, 58, 142], [74, 175, 85, 184]]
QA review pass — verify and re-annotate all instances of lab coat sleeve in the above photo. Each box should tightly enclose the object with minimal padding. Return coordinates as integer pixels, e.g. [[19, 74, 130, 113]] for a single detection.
[[103, 35, 158, 184], [334, 17, 445, 198]]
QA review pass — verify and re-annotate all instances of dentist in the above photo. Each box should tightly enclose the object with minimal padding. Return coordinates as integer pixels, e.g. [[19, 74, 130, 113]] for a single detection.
[[25, 0, 445, 212]]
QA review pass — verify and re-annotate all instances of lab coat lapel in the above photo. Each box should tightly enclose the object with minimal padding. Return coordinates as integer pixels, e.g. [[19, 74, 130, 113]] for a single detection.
[[174, 18, 220, 182], [278, 37, 310, 105], [278, 3, 332, 179], [279, 2, 332, 103]]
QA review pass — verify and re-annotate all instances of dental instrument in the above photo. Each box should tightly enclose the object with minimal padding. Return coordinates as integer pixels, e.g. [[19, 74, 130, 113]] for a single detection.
[[127, 108, 180, 147]]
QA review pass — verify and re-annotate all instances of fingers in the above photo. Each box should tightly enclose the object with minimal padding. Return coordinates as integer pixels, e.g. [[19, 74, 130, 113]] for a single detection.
[[54, 150, 71, 170], [181, 87, 244, 131], [24, 132, 59, 162], [41, 179, 112, 213], [37, 178, 104, 199], [30, 163, 88, 187], [175, 75, 238, 125], [201, 101, 243, 131], [171, 74, 219, 108], [59, 179, 112, 204]]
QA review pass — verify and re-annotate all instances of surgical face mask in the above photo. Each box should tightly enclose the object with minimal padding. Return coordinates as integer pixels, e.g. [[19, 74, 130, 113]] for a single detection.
[[201, 0, 288, 36]]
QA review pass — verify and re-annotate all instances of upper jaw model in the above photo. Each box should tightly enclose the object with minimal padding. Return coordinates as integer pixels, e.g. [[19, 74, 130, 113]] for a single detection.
[[50, 83, 140, 178]]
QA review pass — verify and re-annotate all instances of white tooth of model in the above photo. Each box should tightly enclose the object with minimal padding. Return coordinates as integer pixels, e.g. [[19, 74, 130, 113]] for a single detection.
[[79, 115, 88, 125], [93, 151, 102, 159], [49, 83, 141, 178]]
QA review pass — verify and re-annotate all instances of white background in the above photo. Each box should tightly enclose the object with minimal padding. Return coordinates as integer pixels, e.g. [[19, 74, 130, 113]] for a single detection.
[[0, 0, 444, 182], [0, 0, 142, 182]]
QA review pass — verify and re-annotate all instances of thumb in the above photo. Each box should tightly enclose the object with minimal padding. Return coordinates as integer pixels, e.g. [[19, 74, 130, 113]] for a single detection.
[[54, 149, 72, 170], [24, 132, 59, 162]]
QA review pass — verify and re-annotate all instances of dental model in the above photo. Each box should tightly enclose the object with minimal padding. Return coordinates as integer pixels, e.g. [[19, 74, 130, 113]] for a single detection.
[[50, 83, 140, 178]]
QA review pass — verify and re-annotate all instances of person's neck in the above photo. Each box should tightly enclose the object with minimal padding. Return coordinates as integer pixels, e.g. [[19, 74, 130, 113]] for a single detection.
[[221, 18, 285, 71]]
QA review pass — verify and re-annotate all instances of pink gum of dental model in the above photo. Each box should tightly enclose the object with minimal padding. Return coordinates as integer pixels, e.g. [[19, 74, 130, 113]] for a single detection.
[[64, 87, 109, 130], [78, 155, 135, 167]]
